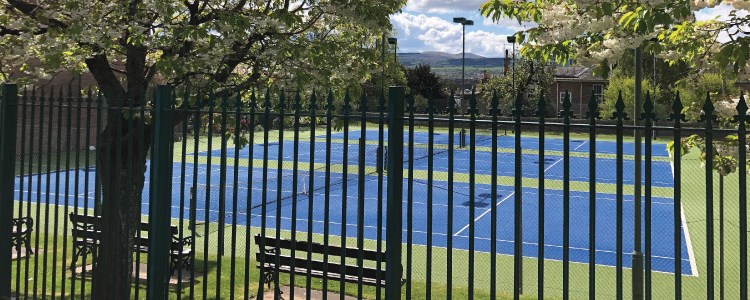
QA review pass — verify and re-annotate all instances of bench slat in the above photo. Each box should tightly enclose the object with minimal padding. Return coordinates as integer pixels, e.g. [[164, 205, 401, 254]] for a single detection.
[[255, 253, 384, 283], [69, 214, 179, 235], [254, 235, 383, 262], [257, 263, 387, 287]]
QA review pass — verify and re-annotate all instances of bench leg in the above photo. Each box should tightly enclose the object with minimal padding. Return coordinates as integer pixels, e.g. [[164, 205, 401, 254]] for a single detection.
[[24, 234, 33, 255]]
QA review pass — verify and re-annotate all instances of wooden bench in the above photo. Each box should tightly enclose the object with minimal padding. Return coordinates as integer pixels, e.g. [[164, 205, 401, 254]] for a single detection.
[[69, 213, 193, 276], [11, 217, 33, 256], [254, 234, 404, 294]]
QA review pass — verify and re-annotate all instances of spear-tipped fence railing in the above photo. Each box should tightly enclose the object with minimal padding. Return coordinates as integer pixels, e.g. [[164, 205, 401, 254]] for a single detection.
[[0, 83, 747, 300]]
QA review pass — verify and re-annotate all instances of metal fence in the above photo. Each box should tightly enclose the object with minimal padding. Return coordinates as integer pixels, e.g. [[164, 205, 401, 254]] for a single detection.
[[0, 83, 748, 300]]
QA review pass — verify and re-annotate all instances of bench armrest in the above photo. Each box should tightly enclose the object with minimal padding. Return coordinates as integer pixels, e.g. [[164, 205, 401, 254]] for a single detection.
[[173, 236, 193, 248], [11, 217, 33, 234]]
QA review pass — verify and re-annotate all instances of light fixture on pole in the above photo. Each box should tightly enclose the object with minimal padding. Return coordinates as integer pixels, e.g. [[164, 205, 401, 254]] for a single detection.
[[453, 17, 473, 105]]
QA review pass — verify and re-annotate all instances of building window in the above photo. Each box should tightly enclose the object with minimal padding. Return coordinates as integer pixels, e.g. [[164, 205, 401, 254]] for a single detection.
[[559, 91, 572, 103], [593, 84, 603, 102]]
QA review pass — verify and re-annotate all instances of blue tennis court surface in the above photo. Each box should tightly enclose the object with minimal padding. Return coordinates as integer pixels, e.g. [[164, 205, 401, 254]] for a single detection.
[[13, 162, 692, 275], [202, 141, 675, 187], [12, 129, 692, 275], [324, 130, 671, 157]]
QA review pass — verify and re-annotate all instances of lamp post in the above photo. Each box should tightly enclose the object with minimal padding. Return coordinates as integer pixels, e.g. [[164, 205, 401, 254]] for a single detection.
[[388, 38, 397, 79], [507, 36, 517, 100], [453, 17, 473, 105]]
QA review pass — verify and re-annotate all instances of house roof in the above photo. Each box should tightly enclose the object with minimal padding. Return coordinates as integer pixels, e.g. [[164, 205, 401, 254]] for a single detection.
[[554, 66, 607, 82]]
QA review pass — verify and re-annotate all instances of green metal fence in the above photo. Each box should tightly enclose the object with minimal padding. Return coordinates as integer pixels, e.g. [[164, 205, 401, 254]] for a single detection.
[[0, 83, 748, 300]]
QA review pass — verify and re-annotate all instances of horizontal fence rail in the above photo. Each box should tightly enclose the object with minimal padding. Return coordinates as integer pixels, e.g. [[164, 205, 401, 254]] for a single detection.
[[0, 83, 748, 300]]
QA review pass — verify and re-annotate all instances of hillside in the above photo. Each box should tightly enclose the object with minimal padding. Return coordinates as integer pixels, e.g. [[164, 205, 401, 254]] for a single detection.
[[398, 51, 503, 68]]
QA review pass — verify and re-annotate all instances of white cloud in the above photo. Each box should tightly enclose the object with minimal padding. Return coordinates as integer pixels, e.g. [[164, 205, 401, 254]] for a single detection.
[[391, 12, 510, 57], [405, 0, 486, 14], [482, 17, 535, 33]]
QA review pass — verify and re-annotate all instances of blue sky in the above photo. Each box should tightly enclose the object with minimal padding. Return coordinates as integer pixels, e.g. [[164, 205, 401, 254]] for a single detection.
[[391, 1, 736, 58]]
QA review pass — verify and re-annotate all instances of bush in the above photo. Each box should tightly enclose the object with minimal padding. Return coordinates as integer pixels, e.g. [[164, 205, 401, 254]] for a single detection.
[[600, 73, 664, 120]]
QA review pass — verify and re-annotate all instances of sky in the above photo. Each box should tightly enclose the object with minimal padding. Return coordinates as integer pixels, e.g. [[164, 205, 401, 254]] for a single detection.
[[390, 1, 738, 58]]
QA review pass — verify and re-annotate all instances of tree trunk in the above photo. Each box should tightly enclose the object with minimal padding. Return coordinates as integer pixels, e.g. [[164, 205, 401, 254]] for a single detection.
[[91, 115, 152, 300]]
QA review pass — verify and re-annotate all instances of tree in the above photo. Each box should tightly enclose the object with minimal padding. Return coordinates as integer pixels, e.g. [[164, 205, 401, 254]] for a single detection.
[[0, 1, 405, 298], [479, 60, 554, 115], [480, 0, 750, 73], [676, 72, 740, 123], [404, 64, 446, 100], [361, 46, 407, 109], [601, 70, 664, 118]]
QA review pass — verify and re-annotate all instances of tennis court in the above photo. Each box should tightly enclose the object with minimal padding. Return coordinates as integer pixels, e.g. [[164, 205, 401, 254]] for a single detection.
[[12, 130, 695, 276]]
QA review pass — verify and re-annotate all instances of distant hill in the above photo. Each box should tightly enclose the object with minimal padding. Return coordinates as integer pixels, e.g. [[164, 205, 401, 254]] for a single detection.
[[399, 51, 504, 68]]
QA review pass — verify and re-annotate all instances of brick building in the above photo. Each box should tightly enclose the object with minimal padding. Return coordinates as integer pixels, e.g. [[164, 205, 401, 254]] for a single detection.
[[547, 66, 608, 116], [3, 68, 101, 156]]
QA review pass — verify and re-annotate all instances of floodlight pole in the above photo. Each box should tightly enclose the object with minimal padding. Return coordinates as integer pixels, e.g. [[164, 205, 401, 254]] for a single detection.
[[453, 17, 473, 108], [388, 38, 398, 76], [381, 34, 386, 96], [508, 36, 517, 104]]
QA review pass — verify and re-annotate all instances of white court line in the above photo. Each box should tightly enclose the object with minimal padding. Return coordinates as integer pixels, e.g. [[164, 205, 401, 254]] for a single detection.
[[238, 211, 691, 275], [669, 153, 699, 277], [452, 193, 515, 236], [452, 149, 568, 237]]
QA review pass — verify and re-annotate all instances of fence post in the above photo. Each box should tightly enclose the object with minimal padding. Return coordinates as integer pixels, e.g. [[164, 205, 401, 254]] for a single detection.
[[147, 85, 175, 299], [385, 86, 404, 299], [0, 84, 18, 299]]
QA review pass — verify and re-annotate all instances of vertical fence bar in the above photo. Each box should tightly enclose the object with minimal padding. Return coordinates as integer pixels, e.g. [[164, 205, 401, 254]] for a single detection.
[[306, 91, 318, 297], [290, 92, 301, 300], [586, 92, 599, 300], [41, 87, 54, 299], [218, 93, 229, 263], [243, 92, 257, 300], [643, 92, 655, 300], [385, 86, 404, 300], [356, 93, 367, 300], [536, 93, 547, 299], [670, 93, 685, 300], [274, 92, 286, 300], [340, 91, 351, 299], [426, 92, 435, 300], [60, 84, 73, 297], [702, 93, 716, 300], [258, 90, 271, 297], [560, 91, 572, 300], [176, 87, 191, 299], [735, 93, 747, 300], [215, 93, 228, 298], [323, 92, 334, 297], [14, 87, 27, 300], [191, 92, 202, 300], [23, 88, 35, 298], [446, 90, 456, 300], [489, 91, 500, 300], [468, 90, 478, 299], [132, 91, 144, 300], [376, 92, 385, 300], [202, 91, 214, 300], [406, 92, 414, 300], [513, 91, 524, 299], [147, 85, 175, 299], [229, 91, 241, 300], [70, 87, 83, 298], [51, 87, 63, 298], [0, 84, 19, 299], [614, 91, 627, 300], [489, 90, 500, 299]]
